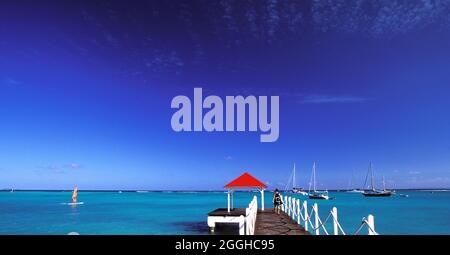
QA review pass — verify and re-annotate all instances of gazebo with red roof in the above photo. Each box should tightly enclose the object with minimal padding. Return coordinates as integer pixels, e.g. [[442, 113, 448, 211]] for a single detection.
[[224, 172, 268, 212]]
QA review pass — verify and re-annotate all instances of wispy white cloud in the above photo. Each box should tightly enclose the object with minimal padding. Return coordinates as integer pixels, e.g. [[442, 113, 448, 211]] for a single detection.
[[206, 0, 450, 44], [266, 0, 280, 40], [144, 50, 184, 75], [224, 156, 233, 160], [311, 0, 450, 37], [65, 163, 83, 169], [405, 176, 450, 186], [301, 94, 367, 104], [36, 163, 83, 174], [1, 77, 20, 86]]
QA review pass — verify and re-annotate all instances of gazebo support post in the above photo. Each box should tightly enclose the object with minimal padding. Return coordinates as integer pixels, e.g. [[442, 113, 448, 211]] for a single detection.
[[231, 190, 234, 210], [227, 189, 231, 213], [260, 188, 265, 211], [224, 172, 268, 213]]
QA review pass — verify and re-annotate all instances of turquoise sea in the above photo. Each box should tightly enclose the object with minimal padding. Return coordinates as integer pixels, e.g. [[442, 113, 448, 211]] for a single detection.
[[0, 190, 449, 235]]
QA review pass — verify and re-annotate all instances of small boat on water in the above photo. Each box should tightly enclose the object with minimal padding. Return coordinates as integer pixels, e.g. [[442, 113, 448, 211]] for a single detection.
[[348, 189, 365, 193], [308, 162, 330, 200], [293, 188, 308, 195], [285, 163, 308, 195], [346, 170, 364, 193], [363, 162, 392, 197], [363, 190, 392, 197]]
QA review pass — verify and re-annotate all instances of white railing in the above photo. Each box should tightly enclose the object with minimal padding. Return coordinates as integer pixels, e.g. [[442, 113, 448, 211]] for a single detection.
[[281, 195, 378, 235], [245, 196, 258, 235], [208, 195, 258, 235]]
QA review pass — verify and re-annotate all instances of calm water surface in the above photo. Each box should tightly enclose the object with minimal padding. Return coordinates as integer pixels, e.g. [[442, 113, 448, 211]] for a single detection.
[[0, 191, 449, 234]]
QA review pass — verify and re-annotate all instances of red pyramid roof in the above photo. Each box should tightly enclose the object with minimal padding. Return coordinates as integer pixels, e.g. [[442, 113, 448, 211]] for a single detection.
[[224, 172, 267, 188]]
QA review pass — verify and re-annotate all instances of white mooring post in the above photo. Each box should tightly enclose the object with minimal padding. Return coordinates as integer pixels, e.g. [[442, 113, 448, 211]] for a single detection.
[[367, 214, 376, 235], [296, 199, 301, 224], [303, 201, 308, 232], [331, 207, 338, 235], [283, 196, 287, 212], [313, 203, 319, 235]]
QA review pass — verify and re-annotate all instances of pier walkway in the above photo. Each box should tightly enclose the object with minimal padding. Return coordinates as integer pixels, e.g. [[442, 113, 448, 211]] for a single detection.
[[208, 194, 378, 235], [255, 209, 309, 235]]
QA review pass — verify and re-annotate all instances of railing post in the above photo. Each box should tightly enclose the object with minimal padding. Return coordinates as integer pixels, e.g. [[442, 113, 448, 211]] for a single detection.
[[303, 201, 308, 232], [290, 197, 293, 216], [296, 199, 301, 224], [287, 197, 291, 216], [245, 208, 250, 235], [292, 199, 295, 221], [332, 207, 338, 235], [313, 203, 319, 235], [291, 198, 295, 220], [367, 214, 376, 235], [239, 215, 245, 235], [293, 199, 297, 221], [288, 197, 291, 216]]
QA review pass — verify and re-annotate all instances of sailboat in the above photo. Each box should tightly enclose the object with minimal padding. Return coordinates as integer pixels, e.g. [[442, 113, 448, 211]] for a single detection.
[[347, 170, 364, 193], [363, 162, 392, 197], [288, 163, 308, 195], [382, 175, 396, 195], [308, 162, 330, 200]]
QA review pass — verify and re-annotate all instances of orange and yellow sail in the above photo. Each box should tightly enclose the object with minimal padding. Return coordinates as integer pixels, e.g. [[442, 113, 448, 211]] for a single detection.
[[72, 187, 78, 203]]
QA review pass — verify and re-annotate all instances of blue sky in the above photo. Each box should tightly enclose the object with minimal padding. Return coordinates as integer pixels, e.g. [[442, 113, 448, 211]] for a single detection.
[[1, 0, 450, 190]]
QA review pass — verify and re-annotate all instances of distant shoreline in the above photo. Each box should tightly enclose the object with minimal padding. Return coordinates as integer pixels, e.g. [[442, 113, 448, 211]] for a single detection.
[[1, 188, 450, 192]]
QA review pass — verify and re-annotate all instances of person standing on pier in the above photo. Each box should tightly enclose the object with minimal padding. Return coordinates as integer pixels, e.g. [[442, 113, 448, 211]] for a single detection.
[[272, 189, 284, 215]]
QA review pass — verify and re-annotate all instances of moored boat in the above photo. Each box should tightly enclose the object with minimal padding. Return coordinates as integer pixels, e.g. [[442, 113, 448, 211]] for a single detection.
[[346, 170, 364, 193], [363, 162, 392, 197], [308, 162, 330, 200], [285, 163, 308, 195]]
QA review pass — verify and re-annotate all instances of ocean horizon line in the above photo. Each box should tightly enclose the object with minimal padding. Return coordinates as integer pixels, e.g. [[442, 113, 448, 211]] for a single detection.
[[1, 188, 450, 192]]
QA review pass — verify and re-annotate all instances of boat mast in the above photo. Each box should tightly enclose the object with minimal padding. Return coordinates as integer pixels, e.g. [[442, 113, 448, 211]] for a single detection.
[[370, 162, 375, 191], [351, 170, 356, 190], [293, 163, 296, 189], [313, 161, 316, 192], [382, 175, 386, 191]]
